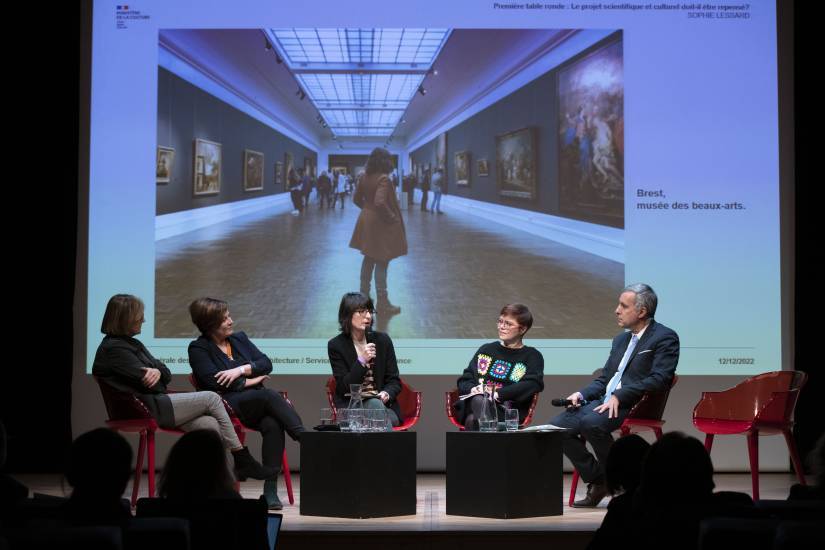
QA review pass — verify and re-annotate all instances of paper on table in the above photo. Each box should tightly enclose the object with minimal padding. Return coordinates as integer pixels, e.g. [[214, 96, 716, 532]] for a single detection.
[[519, 424, 569, 432]]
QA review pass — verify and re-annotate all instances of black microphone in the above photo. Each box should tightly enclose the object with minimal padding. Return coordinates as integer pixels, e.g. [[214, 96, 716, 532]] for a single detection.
[[551, 398, 587, 407], [365, 329, 376, 365]]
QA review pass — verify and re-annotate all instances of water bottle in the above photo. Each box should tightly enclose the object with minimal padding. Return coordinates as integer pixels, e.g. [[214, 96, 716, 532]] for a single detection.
[[478, 382, 498, 432]]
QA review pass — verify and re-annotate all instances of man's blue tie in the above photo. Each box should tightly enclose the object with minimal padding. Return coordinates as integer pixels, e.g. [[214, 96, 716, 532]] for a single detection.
[[603, 333, 639, 404]]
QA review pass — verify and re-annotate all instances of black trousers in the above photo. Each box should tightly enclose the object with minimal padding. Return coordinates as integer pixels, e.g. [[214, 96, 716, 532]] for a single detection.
[[226, 387, 304, 470], [549, 401, 628, 484]]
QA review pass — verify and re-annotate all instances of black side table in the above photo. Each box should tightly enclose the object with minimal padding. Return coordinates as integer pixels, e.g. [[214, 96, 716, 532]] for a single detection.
[[300, 431, 417, 518], [446, 431, 563, 518]]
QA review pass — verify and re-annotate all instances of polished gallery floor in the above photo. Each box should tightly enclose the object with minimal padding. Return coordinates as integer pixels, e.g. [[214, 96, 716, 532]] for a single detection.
[[155, 196, 624, 339]]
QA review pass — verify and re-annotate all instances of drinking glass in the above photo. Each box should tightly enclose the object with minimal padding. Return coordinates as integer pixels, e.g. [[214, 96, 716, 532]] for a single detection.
[[505, 408, 519, 432]]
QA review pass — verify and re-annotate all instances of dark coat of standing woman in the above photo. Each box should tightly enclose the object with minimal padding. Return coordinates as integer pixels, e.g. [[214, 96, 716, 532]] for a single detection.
[[349, 147, 407, 314]]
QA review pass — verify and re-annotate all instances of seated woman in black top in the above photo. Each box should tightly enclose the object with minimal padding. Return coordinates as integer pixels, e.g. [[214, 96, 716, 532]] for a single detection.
[[92, 294, 273, 482], [454, 303, 544, 430], [327, 292, 402, 426], [187, 297, 305, 510]]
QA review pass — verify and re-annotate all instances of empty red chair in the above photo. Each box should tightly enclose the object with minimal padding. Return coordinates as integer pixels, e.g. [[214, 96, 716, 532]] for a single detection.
[[444, 389, 540, 430], [568, 375, 679, 506], [325, 377, 422, 431], [692, 371, 807, 500]]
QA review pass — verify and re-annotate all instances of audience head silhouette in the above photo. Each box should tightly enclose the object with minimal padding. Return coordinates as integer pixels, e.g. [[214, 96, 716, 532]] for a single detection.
[[159, 429, 236, 499], [605, 433, 651, 495], [66, 427, 132, 500]]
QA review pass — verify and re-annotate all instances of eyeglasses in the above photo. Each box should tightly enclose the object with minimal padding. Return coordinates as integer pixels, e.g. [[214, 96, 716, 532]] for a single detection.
[[497, 318, 519, 329], [354, 309, 373, 316]]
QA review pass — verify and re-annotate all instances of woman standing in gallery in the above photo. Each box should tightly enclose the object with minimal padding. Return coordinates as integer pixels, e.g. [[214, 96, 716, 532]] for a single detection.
[[349, 147, 407, 314]]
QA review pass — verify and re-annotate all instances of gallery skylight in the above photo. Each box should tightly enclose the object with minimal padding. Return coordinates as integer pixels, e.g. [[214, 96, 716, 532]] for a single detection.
[[268, 28, 450, 137]]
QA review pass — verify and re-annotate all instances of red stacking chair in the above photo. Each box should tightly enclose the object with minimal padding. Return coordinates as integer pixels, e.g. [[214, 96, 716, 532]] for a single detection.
[[568, 375, 679, 506], [692, 371, 807, 500], [325, 377, 422, 431], [96, 377, 186, 506], [444, 390, 540, 430], [188, 375, 295, 505]]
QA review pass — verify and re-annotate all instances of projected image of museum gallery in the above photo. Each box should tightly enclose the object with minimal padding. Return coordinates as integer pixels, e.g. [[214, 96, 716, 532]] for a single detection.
[[153, 29, 625, 341]]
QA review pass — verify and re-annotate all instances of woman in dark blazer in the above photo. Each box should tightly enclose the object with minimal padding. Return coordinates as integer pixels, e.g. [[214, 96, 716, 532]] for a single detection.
[[92, 295, 274, 482], [349, 147, 407, 314], [187, 297, 305, 510], [327, 292, 402, 426]]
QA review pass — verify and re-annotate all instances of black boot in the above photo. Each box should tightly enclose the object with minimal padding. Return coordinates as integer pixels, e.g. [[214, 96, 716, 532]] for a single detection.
[[263, 479, 283, 510], [232, 447, 277, 481], [376, 291, 401, 315], [572, 482, 608, 508]]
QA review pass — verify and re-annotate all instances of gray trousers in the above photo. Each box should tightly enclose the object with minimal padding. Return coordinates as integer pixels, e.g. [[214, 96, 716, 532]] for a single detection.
[[168, 391, 242, 449]]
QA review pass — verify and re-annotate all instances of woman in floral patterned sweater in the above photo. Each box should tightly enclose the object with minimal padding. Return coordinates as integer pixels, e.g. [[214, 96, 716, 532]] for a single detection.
[[454, 304, 545, 430]]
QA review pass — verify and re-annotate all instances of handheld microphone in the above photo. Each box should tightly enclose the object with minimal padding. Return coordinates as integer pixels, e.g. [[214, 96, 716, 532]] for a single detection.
[[551, 398, 587, 407], [365, 329, 376, 365]]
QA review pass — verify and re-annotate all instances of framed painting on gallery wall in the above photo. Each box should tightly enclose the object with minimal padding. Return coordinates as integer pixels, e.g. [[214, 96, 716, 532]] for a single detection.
[[275, 161, 283, 185], [436, 133, 447, 171], [244, 149, 264, 191], [454, 151, 470, 186], [495, 127, 536, 200], [477, 158, 489, 177], [557, 35, 624, 228], [284, 152, 294, 189], [193, 138, 221, 196], [156, 146, 174, 183]]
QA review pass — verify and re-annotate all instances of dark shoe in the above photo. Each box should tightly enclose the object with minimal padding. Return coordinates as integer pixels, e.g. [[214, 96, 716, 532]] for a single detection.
[[572, 482, 608, 508], [376, 292, 401, 315], [232, 447, 277, 481], [263, 479, 283, 510]]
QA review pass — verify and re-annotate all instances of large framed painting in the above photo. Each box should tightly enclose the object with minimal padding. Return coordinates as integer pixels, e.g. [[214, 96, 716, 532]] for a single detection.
[[496, 127, 536, 199], [454, 151, 470, 186], [274, 161, 283, 185], [436, 133, 447, 171], [284, 152, 294, 189], [558, 36, 624, 228], [193, 138, 221, 196], [156, 146, 174, 183], [244, 149, 264, 191]]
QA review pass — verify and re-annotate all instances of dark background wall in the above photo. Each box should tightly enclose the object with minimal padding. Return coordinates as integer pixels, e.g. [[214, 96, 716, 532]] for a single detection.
[[327, 154, 368, 174], [156, 68, 316, 215], [411, 33, 620, 224], [327, 154, 398, 175]]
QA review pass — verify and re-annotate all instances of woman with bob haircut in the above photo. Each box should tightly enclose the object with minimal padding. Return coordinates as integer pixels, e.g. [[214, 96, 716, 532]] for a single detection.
[[327, 292, 402, 426], [349, 147, 407, 314], [454, 303, 545, 430], [92, 294, 275, 482], [187, 297, 305, 510]]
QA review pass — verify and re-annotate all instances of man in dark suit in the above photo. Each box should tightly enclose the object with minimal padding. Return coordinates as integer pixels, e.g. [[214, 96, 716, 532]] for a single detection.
[[550, 283, 679, 507]]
